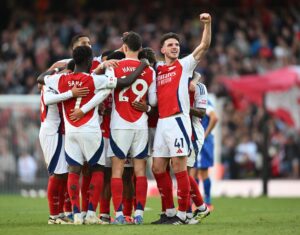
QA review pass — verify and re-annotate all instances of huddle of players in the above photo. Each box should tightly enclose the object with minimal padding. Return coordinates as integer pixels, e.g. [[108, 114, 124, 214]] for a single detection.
[[37, 13, 213, 225]]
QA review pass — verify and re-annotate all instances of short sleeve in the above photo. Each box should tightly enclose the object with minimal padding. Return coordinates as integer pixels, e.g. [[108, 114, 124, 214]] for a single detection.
[[148, 69, 157, 106], [179, 54, 198, 72]]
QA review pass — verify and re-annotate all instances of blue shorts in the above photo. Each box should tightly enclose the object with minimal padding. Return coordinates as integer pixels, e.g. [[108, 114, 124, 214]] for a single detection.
[[194, 134, 214, 169]]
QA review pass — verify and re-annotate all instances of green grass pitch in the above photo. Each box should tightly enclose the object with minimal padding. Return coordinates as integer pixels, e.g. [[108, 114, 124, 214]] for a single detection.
[[0, 195, 299, 235]]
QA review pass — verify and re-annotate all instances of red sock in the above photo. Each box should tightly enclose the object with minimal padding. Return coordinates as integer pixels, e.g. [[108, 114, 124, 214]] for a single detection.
[[63, 178, 72, 212], [135, 176, 148, 211], [68, 172, 81, 213], [57, 178, 65, 214], [81, 174, 91, 212], [175, 171, 190, 212], [122, 198, 133, 216], [153, 172, 174, 210], [111, 178, 123, 212], [100, 197, 111, 214], [47, 176, 60, 216], [88, 171, 104, 211], [189, 175, 204, 207]]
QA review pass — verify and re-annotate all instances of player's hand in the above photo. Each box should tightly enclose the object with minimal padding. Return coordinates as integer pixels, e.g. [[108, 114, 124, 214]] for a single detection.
[[132, 100, 148, 112], [69, 108, 85, 122], [200, 13, 211, 24], [71, 86, 89, 97], [140, 58, 150, 67]]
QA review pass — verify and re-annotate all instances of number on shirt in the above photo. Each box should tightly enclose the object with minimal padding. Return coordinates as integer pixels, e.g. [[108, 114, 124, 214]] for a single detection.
[[119, 78, 148, 102], [174, 138, 184, 148], [74, 97, 82, 109]]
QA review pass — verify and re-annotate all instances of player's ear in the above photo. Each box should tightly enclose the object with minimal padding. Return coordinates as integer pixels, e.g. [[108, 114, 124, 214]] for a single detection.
[[160, 46, 165, 55]]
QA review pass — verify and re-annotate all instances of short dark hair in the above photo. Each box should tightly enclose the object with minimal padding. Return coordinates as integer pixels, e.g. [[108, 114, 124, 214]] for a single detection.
[[70, 34, 89, 49], [107, 51, 125, 60], [72, 46, 93, 66], [138, 47, 156, 65], [101, 50, 115, 58], [67, 59, 75, 71], [160, 32, 180, 47], [122, 31, 142, 52]]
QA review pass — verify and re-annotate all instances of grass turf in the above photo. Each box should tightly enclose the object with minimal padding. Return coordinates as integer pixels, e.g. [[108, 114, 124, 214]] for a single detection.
[[0, 196, 299, 235]]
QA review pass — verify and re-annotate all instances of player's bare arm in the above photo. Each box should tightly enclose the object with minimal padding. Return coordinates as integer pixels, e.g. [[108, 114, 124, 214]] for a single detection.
[[192, 13, 212, 61], [204, 111, 218, 138], [93, 59, 119, 75]]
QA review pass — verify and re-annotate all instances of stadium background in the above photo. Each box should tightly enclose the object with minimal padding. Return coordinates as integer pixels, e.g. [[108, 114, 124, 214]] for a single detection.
[[0, 0, 299, 198]]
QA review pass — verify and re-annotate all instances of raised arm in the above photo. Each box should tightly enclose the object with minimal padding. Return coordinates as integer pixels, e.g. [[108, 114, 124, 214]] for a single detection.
[[192, 13, 212, 61]]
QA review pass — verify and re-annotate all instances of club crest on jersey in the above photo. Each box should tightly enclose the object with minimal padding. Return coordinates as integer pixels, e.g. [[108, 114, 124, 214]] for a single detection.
[[68, 80, 83, 87]]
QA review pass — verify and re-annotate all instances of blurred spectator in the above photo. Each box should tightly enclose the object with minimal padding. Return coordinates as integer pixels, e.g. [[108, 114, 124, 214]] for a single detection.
[[0, 139, 16, 183], [17, 151, 37, 184]]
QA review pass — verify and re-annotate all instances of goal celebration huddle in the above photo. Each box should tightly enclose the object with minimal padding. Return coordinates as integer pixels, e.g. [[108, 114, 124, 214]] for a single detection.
[[37, 12, 216, 225]]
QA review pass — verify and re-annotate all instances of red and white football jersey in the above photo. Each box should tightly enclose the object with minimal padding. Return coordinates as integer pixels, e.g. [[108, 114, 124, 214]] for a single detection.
[[156, 54, 198, 118], [44, 72, 117, 133], [106, 58, 156, 129]]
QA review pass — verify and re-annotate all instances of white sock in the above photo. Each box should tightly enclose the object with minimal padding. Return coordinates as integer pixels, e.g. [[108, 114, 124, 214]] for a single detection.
[[176, 211, 186, 221], [86, 210, 96, 217], [166, 208, 176, 217], [134, 209, 144, 217], [186, 212, 193, 219], [115, 211, 124, 218], [197, 204, 206, 211]]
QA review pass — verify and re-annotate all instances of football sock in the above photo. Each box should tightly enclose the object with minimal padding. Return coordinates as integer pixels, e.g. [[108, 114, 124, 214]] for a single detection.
[[153, 172, 175, 214], [135, 176, 148, 215], [81, 174, 91, 212], [111, 178, 123, 215], [175, 171, 190, 213], [47, 176, 60, 217], [100, 197, 111, 215], [122, 198, 133, 217], [88, 171, 104, 211], [189, 175, 204, 207], [68, 172, 81, 213], [203, 177, 211, 204]]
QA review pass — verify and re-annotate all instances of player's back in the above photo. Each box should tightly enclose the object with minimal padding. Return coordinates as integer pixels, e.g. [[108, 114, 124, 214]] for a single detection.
[[111, 58, 155, 129], [58, 72, 99, 133]]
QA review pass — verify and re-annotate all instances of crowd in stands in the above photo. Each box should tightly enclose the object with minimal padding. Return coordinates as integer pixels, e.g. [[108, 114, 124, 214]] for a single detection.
[[0, 1, 299, 183]]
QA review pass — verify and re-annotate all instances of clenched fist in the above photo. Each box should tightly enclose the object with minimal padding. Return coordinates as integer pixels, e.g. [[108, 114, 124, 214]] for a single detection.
[[200, 13, 211, 24]]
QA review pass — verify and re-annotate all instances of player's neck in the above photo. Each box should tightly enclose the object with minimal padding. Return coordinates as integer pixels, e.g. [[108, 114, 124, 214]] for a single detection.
[[125, 51, 139, 60], [165, 57, 177, 66], [74, 65, 89, 73]]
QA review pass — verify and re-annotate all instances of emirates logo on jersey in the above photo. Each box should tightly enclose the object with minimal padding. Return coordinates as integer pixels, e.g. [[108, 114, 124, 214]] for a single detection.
[[157, 71, 176, 86]]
